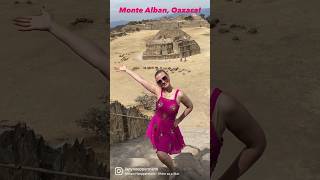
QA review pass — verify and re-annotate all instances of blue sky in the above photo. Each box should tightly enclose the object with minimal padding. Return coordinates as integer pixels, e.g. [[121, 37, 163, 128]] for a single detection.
[[111, 0, 210, 21]]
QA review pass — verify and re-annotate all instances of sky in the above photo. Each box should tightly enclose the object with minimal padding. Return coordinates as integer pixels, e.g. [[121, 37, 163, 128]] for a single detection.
[[110, 0, 210, 22]]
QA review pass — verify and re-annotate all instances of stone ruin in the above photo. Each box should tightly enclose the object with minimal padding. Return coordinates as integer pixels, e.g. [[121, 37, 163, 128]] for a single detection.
[[123, 14, 210, 31], [0, 123, 107, 180], [142, 29, 201, 60], [109, 101, 149, 144], [146, 14, 209, 30], [75, 101, 149, 145], [110, 14, 209, 41], [0, 100, 149, 179]]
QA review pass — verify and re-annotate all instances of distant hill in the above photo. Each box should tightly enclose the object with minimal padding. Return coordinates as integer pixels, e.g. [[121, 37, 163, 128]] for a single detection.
[[200, 8, 210, 17], [111, 20, 129, 28]]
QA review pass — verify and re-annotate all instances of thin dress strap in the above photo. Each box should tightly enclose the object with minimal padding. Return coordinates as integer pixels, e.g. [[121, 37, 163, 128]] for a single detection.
[[210, 88, 222, 176], [210, 88, 222, 120], [174, 89, 180, 100]]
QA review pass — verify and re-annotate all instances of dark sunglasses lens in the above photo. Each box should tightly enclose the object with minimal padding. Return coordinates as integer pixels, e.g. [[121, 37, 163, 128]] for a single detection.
[[157, 80, 162, 84], [162, 76, 168, 81]]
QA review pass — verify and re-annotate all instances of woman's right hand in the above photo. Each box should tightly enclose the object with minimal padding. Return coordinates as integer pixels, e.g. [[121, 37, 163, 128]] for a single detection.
[[13, 7, 53, 31], [114, 65, 127, 72]]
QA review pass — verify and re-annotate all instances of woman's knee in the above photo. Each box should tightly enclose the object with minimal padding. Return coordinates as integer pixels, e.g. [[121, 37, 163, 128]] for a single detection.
[[157, 151, 169, 159]]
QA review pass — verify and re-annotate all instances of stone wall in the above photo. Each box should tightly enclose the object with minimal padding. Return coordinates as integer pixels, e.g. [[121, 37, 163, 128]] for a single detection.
[[145, 19, 209, 30], [142, 29, 201, 60], [146, 21, 179, 30], [121, 24, 145, 32], [144, 42, 174, 56], [179, 20, 210, 28], [109, 101, 149, 144], [152, 29, 191, 40], [142, 53, 180, 60], [0, 124, 107, 180], [178, 40, 201, 57]]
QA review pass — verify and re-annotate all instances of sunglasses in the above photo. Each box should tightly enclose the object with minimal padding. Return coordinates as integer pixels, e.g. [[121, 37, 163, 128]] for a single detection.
[[157, 76, 168, 85]]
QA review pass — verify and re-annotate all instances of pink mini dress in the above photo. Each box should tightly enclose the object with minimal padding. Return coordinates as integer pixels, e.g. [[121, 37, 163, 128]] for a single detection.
[[146, 89, 185, 154]]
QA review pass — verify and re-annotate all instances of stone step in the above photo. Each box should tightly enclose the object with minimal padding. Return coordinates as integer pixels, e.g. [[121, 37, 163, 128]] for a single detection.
[[110, 156, 210, 180], [111, 158, 167, 180]]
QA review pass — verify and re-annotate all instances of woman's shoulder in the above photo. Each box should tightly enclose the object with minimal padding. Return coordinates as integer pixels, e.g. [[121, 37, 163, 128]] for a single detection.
[[175, 88, 184, 97], [217, 91, 241, 115]]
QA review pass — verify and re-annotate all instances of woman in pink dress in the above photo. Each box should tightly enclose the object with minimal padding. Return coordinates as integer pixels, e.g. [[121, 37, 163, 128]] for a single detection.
[[115, 66, 193, 173]]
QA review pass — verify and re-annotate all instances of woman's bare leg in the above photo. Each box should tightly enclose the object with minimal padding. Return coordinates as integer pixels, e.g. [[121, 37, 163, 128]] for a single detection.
[[157, 151, 174, 172]]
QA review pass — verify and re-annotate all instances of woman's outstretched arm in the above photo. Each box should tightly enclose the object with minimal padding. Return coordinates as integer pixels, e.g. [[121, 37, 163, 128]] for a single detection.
[[115, 65, 159, 95], [174, 91, 193, 127], [13, 8, 108, 79], [218, 93, 266, 180]]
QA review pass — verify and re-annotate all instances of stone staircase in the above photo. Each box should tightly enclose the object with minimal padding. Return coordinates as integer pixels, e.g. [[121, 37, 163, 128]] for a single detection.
[[110, 128, 210, 180]]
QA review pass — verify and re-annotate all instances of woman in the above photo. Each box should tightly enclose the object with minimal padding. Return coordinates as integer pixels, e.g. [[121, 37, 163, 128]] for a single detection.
[[115, 66, 193, 174], [13, 7, 108, 79], [211, 88, 267, 180]]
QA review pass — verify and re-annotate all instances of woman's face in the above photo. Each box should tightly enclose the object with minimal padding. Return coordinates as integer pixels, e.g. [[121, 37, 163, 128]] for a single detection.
[[155, 72, 170, 89]]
